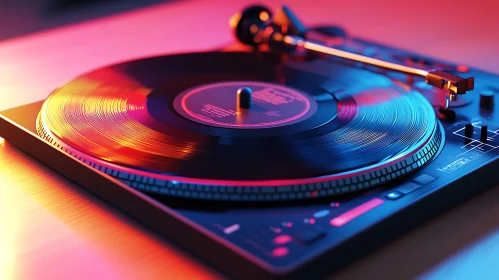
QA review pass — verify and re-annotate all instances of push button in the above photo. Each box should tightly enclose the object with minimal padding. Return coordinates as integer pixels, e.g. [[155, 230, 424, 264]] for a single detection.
[[273, 235, 292, 245], [412, 173, 437, 185], [293, 226, 327, 245], [397, 182, 421, 194], [313, 209, 330, 218], [386, 191, 404, 200], [272, 247, 289, 257]]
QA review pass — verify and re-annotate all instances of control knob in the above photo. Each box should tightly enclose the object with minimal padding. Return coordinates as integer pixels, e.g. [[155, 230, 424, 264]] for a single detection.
[[465, 122, 473, 138], [480, 90, 494, 110]]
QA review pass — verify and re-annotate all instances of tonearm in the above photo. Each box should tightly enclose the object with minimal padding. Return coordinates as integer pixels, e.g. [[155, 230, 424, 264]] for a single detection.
[[231, 5, 474, 109]]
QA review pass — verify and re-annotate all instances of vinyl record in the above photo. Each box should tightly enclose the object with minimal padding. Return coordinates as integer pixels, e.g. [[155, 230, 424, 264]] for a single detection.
[[37, 51, 443, 201]]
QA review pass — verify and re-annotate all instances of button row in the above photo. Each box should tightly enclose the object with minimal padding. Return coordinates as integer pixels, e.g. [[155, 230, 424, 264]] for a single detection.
[[273, 225, 328, 246], [386, 173, 437, 200]]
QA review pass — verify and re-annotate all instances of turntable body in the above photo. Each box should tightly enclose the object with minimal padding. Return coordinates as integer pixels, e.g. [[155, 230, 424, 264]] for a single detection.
[[1, 0, 499, 280]]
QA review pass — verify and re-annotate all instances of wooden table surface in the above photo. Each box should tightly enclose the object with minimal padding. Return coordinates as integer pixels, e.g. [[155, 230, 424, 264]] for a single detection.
[[1, 0, 499, 279]]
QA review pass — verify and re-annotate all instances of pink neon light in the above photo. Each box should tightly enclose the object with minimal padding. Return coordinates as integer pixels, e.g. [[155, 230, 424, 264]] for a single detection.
[[330, 198, 384, 227]]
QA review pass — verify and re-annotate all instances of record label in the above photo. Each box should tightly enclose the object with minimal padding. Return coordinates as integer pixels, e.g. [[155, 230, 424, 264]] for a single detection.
[[173, 81, 318, 129]]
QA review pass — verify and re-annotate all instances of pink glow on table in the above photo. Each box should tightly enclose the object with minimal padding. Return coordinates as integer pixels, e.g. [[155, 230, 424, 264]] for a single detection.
[[330, 198, 384, 227]]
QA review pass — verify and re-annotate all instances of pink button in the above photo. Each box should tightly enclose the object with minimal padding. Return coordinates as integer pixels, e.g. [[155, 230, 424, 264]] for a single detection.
[[273, 235, 292, 245], [272, 247, 289, 257]]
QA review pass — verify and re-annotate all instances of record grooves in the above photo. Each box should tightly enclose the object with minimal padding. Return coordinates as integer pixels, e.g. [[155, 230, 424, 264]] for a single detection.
[[36, 51, 444, 202]]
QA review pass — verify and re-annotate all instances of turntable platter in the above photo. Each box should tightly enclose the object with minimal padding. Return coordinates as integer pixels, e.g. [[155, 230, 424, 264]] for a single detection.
[[36, 51, 443, 201]]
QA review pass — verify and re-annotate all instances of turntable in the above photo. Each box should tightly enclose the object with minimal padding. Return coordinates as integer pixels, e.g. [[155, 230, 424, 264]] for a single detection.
[[1, 5, 499, 279]]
